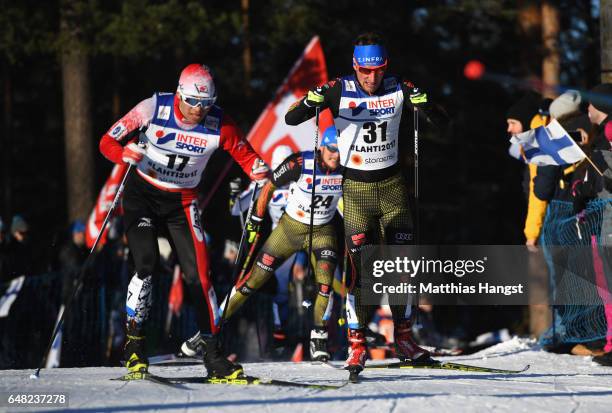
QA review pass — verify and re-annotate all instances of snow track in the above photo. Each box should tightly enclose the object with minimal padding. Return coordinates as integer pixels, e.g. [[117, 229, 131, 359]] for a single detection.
[[2, 339, 612, 412]]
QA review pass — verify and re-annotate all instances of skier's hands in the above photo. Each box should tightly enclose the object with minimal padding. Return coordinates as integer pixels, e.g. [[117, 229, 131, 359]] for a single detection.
[[228, 177, 242, 210], [245, 214, 262, 243], [250, 159, 270, 185], [305, 84, 329, 107], [122, 142, 146, 165], [229, 177, 243, 197], [409, 87, 428, 107]]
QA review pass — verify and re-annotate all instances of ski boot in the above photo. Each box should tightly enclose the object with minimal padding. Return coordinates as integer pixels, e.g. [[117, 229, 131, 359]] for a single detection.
[[201, 335, 244, 379], [180, 330, 203, 357], [593, 351, 612, 366], [344, 329, 367, 383], [394, 319, 432, 363], [309, 328, 330, 362], [365, 326, 388, 348], [124, 334, 148, 373], [271, 328, 290, 360]]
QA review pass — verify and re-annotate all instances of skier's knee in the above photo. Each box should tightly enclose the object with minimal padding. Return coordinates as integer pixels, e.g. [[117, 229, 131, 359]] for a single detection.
[[254, 251, 281, 273]]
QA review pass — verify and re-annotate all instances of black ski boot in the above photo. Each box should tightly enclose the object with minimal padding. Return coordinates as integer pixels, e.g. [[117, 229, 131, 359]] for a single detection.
[[201, 335, 243, 378], [124, 332, 148, 373], [180, 330, 203, 357], [310, 328, 331, 361], [594, 351, 612, 366]]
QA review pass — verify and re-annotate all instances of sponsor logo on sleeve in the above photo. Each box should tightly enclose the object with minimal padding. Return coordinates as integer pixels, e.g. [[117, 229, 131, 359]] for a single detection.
[[109, 123, 126, 139]]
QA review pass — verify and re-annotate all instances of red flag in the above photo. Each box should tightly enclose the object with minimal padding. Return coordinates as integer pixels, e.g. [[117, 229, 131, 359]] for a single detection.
[[247, 36, 331, 164], [85, 163, 128, 249], [168, 264, 184, 316]]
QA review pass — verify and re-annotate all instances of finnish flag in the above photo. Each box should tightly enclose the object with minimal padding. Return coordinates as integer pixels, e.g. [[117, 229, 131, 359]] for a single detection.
[[510, 119, 586, 166]]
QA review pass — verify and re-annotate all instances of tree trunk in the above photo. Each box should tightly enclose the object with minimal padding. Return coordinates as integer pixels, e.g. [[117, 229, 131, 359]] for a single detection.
[[241, 0, 252, 97], [517, 0, 542, 79], [602, 0, 612, 83], [2, 62, 13, 219], [61, 1, 94, 222], [541, 1, 560, 98]]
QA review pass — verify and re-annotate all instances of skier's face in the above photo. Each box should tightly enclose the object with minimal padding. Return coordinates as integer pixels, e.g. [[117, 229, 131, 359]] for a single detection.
[[179, 100, 210, 124], [321, 145, 340, 170], [354, 65, 385, 95]]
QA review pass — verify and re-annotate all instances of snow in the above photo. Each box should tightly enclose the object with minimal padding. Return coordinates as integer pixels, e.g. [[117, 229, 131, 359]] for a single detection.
[[2, 338, 612, 413]]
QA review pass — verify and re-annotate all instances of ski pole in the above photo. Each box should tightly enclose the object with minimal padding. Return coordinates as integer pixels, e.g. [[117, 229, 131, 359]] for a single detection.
[[305, 106, 321, 282], [413, 105, 421, 323], [31, 161, 134, 379], [218, 183, 260, 333]]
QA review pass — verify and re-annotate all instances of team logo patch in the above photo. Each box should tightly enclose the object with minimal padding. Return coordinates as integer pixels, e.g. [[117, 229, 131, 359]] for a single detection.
[[351, 233, 367, 246], [262, 253, 276, 266], [204, 115, 219, 131], [344, 80, 356, 92], [190, 200, 204, 242], [320, 249, 336, 258], [394, 232, 413, 242], [109, 123, 126, 139], [158, 105, 171, 120]]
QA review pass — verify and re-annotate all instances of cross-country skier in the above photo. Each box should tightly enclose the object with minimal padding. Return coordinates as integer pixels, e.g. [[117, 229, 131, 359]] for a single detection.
[[99, 63, 269, 378], [219, 126, 344, 361], [285, 32, 437, 377]]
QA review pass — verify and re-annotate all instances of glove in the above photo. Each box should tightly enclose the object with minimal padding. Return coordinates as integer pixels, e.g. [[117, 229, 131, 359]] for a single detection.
[[250, 158, 270, 185], [409, 87, 428, 107], [245, 215, 262, 243], [304, 84, 329, 107], [229, 177, 242, 196], [228, 177, 242, 210], [122, 142, 146, 165]]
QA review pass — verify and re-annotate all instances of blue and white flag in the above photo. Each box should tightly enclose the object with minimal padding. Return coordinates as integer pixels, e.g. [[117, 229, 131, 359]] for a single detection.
[[510, 119, 586, 166]]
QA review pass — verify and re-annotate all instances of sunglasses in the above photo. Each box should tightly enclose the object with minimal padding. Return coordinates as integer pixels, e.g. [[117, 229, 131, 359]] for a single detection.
[[357, 66, 386, 75], [324, 144, 339, 153], [179, 93, 216, 108]]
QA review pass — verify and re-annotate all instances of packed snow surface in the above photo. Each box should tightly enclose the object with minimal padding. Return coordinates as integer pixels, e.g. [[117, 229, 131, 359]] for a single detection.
[[2, 338, 612, 412]]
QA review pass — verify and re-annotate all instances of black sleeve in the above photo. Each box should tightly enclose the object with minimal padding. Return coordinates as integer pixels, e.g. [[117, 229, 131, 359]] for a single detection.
[[533, 165, 561, 201], [271, 152, 303, 187], [284, 80, 341, 125], [400, 79, 449, 132]]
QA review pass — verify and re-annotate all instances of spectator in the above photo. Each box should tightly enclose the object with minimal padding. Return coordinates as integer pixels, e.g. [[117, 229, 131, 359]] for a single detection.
[[569, 83, 612, 366], [1, 215, 33, 281], [58, 220, 88, 302], [506, 92, 550, 251]]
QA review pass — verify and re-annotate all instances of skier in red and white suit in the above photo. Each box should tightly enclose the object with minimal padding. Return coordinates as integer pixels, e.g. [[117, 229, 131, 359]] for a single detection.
[[100, 64, 269, 378]]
